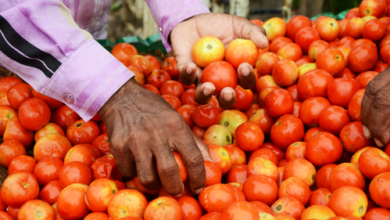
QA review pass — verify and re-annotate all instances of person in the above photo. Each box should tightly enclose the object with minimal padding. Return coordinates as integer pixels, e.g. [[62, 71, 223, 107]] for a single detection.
[[0, 0, 268, 195]]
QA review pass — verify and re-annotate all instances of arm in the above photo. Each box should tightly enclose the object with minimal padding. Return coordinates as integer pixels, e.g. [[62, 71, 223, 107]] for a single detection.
[[0, 0, 134, 121]]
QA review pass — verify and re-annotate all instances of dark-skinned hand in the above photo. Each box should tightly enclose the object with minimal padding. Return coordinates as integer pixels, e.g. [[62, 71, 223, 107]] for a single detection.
[[99, 79, 213, 196], [171, 13, 268, 108], [362, 68, 390, 147]]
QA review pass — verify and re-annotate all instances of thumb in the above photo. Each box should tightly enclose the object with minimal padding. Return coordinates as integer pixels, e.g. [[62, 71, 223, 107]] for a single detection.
[[234, 17, 269, 49]]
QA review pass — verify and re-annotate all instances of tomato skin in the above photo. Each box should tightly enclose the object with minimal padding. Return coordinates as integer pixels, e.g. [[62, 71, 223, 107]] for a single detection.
[[227, 164, 247, 184], [279, 177, 311, 205], [277, 43, 303, 62], [84, 212, 110, 220], [0, 105, 17, 136], [39, 180, 63, 205], [243, 175, 278, 206], [91, 155, 122, 181], [329, 163, 366, 192], [309, 188, 332, 207], [0, 76, 23, 95], [8, 155, 36, 175], [249, 148, 279, 166], [319, 105, 351, 135], [57, 183, 89, 220], [348, 44, 378, 72], [34, 122, 65, 142], [181, 89, 198, 106], [363, 19, 388, 41], [327, 78, 361, 108], [249, 109, 274, 135], [270, 37, 293, 53], [306, 131, 344, 166], [1, 172, 39, 208], [201, 61, 238, 96], [308, 40, 329, 62], [225, 144, 247, 166], [34, 157, 64, 187], [295, 27, 321, 53], [270, 114, 305, 150], [299, 97, 331, 127], [3, 117, 34, 148], [271, 196, 305, 220], [287, 15, 312, 40], [64, 144, 96, 167], [111, 43, 138, 66], [256, 52, 280, 76], [286, 142, 306, 161], [235, 122, 264, 151], [144, 55, 160, 70], [348, 89, 365, 121], [66, 119, 100, 145], [232, 85, 253, 111], [144, 84, 160, 95], [359, 148, 390, 179], [316, 49, 346, 77], [283, 158, 316, 187], [192, 104, 220, 128], [329, 186, 368, 218], [58, 161, 93, 188], [0, 140, 26, 168], [264, 88, 294, 118], [33, 133, 72, 161], [220, 201, 259, 220], [272, 59, 299, 87], [297, 69, 334, 101], [0, 211, 12, 220], [226, 39, 258, 69], [7, 83, 33, 110], [146, 69, 171, 89], [199, 184, 237, 213], [340, 121, 374, 153], [177, 196, 203, 220], [18, 199, 55, 220], [365, 208, 390, 220], [356, 71, 379, 89], [51, 105, 81, 131], [160, 80, 184, 98], [359, 0, 387, 18]]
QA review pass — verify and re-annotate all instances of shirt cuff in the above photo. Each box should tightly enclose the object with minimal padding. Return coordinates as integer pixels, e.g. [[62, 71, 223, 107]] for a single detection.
[[43, 40, 134, 121], [159, 7, 210, 52]]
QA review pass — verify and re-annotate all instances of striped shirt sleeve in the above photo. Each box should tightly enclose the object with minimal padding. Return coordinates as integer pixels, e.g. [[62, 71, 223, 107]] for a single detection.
[[0, 0, 134, 121]]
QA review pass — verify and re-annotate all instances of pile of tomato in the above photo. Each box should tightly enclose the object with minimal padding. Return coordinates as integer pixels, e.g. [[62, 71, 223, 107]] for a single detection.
[[2, 0, 390, 219]]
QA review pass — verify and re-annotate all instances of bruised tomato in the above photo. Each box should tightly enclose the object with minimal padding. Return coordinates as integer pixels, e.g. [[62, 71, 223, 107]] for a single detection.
[[66, 119, 100, 145]]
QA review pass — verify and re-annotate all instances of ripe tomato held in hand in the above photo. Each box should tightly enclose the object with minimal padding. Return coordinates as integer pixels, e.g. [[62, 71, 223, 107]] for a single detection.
[[225, 39, 258, 69]]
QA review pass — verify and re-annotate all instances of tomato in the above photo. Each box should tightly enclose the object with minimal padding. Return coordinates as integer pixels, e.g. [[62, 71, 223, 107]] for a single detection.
[[129, 55, 152, 77], [226, 39, 258, 69], [255, 76, 280, 93], [286, 142, 306, 161], [57, 183, 89, 219], [18, 200, 54, 220], [348, 89, 365, 121], [316, 49, 346, 77], [346, 8, 361, 19], [144, 55, 160, 70], [328, 79, 361, 109], [271, 196, 305, 220], [329, 163, 365, 192], [221, 201, 259, 220], [6, 206, 19, 219], [277, 43, 303, 61], [92, 133, 111, 156], [31, 88, 63, 110], [3, 117, 33, 148], [247, 157, 279, 181], [319, 105, 351, 135], [160, 80, 184, 98], [224, 144, 247, 167], [245, 104, 261, 118], [365, 208, 390, 220], [272, 60, 298, 87], [309, 188, 332, 207], [192, 104, 220, 128], [0, 76, 23, 94], [18, 98, 51, 131], [359, 148, 390, 179], [287, 15, 312, 40], [306, 131, 344, 166], [301, 205, 336, 220], [279, 177, 311, 205], [191, 37, 225, 69], [345, 17, 366, 39], [227, 164, 247, 184], [144, 84, 160, 95], [363, 19, 388, 41], [91, 155, 122, 180], [201, 61, 238, 96], [199, 184, 237, 213], [348, 44, 378, 72], [231, 85, 253, 111], [355, 71, 379, 88], [329, 186, 368, 218], [315, 164, 337, 189], [0, 140, 26, 168], [304, 127, 322, 142], [295, 27, 321, 53], [297, 69, 334, 100], [249, 148, 279, 166], [263, 89, 294, 118], [181, 89, 198, 106], [66, 119, 100, 145], [284, 158, 316, 187], [1, 172, 39, 207], [340, 121, 374, 153], [235, 122, 264, 151], [0, 211, 12, 220], [51, 105, 81, 131], [270, 37, 293, 53], [111, 43, 138, 66], [176, 104, 196, 128], [177, 196, 202, 220], [263, 17, 287, 41], [85, 178, 118, 212], [199, 212, 221, 220], [381, 34, 390, 49], [109, 189, 147, 219], [192, 125, 205, 139], [308, 40, 329, 62], [295, 56, 312, 67], [33, 133, 72, 161], [299, 97, 331, 127], [243, 175, 278, 206], [6, 83, 32, 110], [208, 144, 231, 175], [374, 60, 389, 72], [316, 17, 340, 42], [8, 155, 36, 175], [58, 161, 92, 188], [39, 180, 63, 205], [251, 19, 264, 26], [84, 212, 110, 220], [34, 123, 65, 142], [270, 114, 305, 150], [146, 69, 171, 89], [359, 0, 387, 18], [34, 157, 64, 187], [255, 52, 279, 76], [0, 105, 17, 136]]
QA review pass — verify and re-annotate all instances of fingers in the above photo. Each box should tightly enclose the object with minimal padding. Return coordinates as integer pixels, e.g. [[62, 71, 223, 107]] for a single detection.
[[233, 16, 268, 49], [190, 130, 213, 162], [194, 82, 215, 105], [152, 144, 184, 196], [133, 149, 160, 190], [110, 139, 136, 178], [237, 63, 257, 89], [175, 128, 207, 194], [364, 83, 390, 147], [218, 87, 236, 109], [362, 69, 390, 127], [178, 62, 202, 86]]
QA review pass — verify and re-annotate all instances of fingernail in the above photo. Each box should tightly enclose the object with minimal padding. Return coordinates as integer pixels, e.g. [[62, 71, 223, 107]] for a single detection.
[[362, 125, 372, 139], [242, 67, 250, 77], [224, 92, 233, 101], [262, 34, 268, 42], [195, 187, 204, 195], [203, 87, 214, 96], [374, 138, 385, 148], [186, 66, 193, 74]]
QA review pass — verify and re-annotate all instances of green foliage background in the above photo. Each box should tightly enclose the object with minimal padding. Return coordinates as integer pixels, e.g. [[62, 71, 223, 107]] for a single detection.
[[293, 0, 362, 14]]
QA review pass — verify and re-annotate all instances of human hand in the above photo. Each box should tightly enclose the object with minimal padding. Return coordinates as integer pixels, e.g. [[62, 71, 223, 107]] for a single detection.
[[361, 69, 390, 147], [98, 79, 213, 195], [171, 13, 268, 108]]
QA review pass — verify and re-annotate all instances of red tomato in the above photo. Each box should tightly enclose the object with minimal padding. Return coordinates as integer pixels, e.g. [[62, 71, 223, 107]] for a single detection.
[[309, 188, 332, 207], [7, 83, 33, 110], [144, 196, 183, 220], [227, 164, 247, 184], [264, 88, 294, 118], [199, 184, 237, 213], [224, 144, 247, 167], [0, 76, 23, 95], [308, 40, 329, 62], [111, 43, 138, 66], [107, 189, 147, 219], [33, 134, 72, 161], [249, 148, 279, 166], [295, 27, 321, 53], [86, 178, 118, 212], [359, 148, 390, 179], [177, 104, 196, 128], [0, 140, 26, 168], [162, 94, 182, 109], [348, 89, 365, 121], [345, 17, 366, 39], [204, 161, 222, 187], [283, 158, 316, 187], [299, 97, 331, 127], [270, 114, 305, 149], [66, 119, 100, 145], [201, 61, 238, 96], [18, 98, 51, 131], [8, 155, 36, 175], [160, 80, 184, 98], [235, 122, 264, 151], [0, 105, 17, 136], [297, 69, 334, 101], [162, 57, 180, 79], [192, 104, 220, 128], [144, 55, 161, 70], [57, 183, 89, 219], [64, 144, 96, 166], [143, 84, 160, 95], [272, 59, 298, 87], [39, 180, 63, 205], [220, 201, 259, 220], [287, 15, 312, 40], [18, 200, 54, 220], [277, 43, 303, 61], [363, 19, 388, 41], [146, 69, 171, 89], [3, 117, 34, 148], [279, 177, 311, 205], [260, 143, 286, 161], [355, 71, 379, 88], [31, 88, 63, 110], [51, 105, 81, 131], [243, 175, 278, 205], [316, 49, 346, 77], [256, 52, 280, 76], [1, 172, 39, 207], [34, 122, 65, 142], [329, 163, 365, 192], [348, 44, 378, 72], [340, 121, 374, 153], [319, 105, 351, 135], [177, 196, 203, 220], [226, 39, 258, 69], [306, 131, 344, 166], [232, 85, 253, 111], [34, 157, 64, 187], [90, 155, 122, 181], [181, 89, 198, 106], [304, 127, 323, 142], [58, 161, 93, 188], [327, 78, 361, 108]]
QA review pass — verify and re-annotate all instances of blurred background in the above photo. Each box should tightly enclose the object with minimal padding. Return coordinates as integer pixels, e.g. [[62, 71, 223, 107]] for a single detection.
[[106, 0, 362, 42]]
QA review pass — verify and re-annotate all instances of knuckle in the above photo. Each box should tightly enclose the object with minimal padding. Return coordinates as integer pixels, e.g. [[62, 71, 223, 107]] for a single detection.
[[138, 175, 156, 188], [160, 163, 179, 178], [373, 92, 390, 109], [366, 81, 381, 97], [186, 153, 204, 169]]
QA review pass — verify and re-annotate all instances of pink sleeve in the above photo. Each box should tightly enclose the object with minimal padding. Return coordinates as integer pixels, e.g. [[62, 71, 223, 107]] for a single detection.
[[0, 0, 134, 121], [144, 0, 210, 52]]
